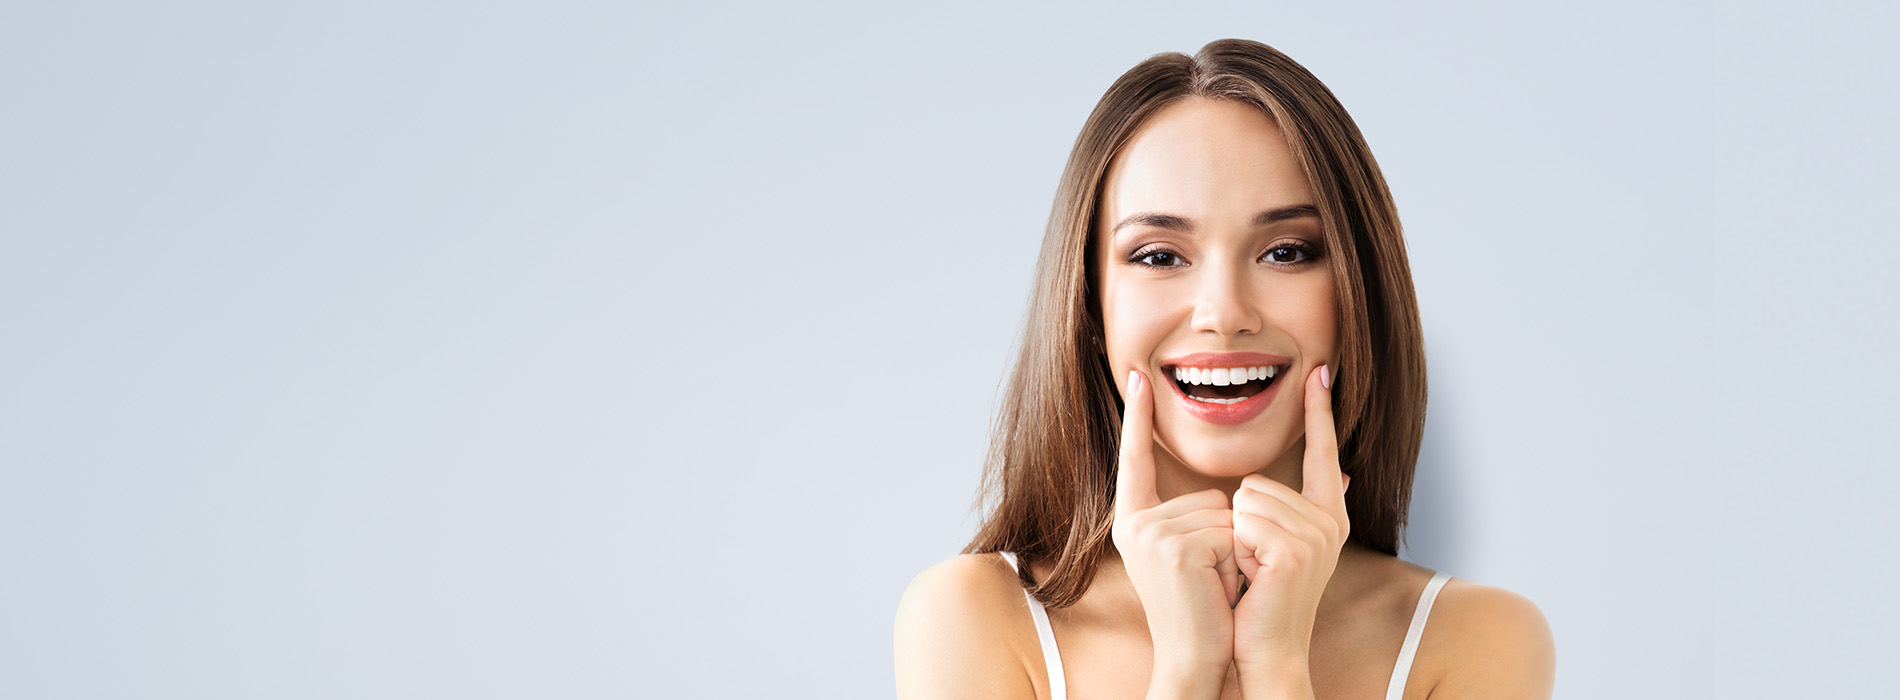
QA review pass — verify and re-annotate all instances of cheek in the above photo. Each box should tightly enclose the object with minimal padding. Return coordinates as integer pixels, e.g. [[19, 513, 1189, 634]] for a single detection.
[[1310, 292, 1338, 353], [1269, 278, 1339, 354], [1099, 275, 1168, 361]]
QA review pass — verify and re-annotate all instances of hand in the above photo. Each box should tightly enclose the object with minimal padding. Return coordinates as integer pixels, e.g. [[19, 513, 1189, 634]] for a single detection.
[[1111, 369, 1245, 679], [1230, 364, 1352, 672]]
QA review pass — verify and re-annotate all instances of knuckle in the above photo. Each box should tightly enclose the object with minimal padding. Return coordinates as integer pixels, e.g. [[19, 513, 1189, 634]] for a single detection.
[[1230, 513, 1254, 538]]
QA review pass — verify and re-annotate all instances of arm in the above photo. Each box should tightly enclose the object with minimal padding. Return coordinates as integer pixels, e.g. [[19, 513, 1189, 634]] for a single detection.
[[1148, 661, 1230, 700], [1236, 655, 1315, 700], [1423, 584, 1556, 699], [894, 555, 1037, 700]]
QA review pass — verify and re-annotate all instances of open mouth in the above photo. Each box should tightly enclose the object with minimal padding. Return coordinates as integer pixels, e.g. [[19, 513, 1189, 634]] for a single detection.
[[1163, 364, 1284, 405]]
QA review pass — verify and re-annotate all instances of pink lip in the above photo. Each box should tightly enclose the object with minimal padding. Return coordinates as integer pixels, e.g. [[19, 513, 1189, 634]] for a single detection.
[[1160, 351, 1292, 368], [1157, 352, 1293, 427]]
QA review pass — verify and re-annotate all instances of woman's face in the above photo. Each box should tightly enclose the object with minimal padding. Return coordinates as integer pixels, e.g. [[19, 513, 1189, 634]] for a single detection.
[[1095, 96, 1337, 479]]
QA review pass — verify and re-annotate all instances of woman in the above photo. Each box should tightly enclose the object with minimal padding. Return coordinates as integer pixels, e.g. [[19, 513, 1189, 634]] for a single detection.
[[895, 39, 1554, 699]]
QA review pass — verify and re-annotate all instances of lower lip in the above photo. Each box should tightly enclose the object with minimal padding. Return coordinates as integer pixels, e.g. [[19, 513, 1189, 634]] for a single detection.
[[1166, 370, 1281, 426]]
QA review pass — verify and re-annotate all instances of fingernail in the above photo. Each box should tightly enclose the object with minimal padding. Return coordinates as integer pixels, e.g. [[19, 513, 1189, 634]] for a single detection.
[[1128, 369, 1141, 393], [1320, 364, 1332, 389]]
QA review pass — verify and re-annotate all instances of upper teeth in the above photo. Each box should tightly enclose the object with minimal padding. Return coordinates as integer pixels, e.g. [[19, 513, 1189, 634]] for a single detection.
[[1173, 365, 1277, 386]]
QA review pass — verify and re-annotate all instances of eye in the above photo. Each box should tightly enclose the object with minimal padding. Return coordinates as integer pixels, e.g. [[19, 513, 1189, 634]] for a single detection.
[[1262, 243, 1318, 266], [1129, 247, 1186, 269]]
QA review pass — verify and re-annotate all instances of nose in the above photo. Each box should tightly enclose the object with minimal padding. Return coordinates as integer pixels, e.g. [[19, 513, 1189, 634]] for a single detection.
[[1188, 258, 1263, 337]]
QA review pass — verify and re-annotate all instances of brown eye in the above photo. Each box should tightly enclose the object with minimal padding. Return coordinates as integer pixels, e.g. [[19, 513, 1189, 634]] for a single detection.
[[1141, 251, 1179, 267], [1129, 248, 1185, 268], [1263, 244, 1316, 265]]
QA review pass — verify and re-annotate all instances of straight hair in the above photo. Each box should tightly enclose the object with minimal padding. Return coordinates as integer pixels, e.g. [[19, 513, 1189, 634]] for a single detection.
[[963, 38, 1428, 608]]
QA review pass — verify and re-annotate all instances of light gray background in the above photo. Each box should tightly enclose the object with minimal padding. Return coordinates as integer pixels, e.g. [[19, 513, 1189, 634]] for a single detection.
[[4, 1, 1896, 697]]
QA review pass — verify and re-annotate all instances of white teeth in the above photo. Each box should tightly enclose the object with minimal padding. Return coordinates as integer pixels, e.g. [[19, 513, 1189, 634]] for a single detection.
[[1189, 395, 1248, 405], [1172, 365, 1280, 386]]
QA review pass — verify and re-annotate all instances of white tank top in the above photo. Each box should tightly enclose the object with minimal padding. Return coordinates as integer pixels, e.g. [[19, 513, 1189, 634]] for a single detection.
[[998, 551, 1452, 700]]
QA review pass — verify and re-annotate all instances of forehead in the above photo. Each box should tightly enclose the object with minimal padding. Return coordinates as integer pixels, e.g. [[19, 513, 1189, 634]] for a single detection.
[[1099, 97, 1314, 230]]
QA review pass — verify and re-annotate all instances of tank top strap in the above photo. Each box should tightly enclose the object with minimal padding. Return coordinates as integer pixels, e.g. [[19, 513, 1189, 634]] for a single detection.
[[1384, 571, 1453, 700], [999, 551, 1067, 700]]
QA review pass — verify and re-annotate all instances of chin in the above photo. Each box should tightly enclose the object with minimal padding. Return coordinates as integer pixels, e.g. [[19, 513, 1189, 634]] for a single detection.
[[1164, 437, 1289, 478]]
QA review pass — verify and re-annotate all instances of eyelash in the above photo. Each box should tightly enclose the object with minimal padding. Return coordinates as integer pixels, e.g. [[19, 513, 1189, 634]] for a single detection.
[[1126, 242, 1321, 269]]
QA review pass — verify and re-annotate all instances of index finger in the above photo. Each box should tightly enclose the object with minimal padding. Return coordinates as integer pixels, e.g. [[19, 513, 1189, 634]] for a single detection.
[[1301, 363, 1345, 511], [1114, 369, 1162, 516]]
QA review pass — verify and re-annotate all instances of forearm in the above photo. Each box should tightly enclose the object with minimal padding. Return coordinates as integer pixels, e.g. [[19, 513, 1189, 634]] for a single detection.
[[1237, 656, 1316, 700], [1145, 658, 1227, 700]]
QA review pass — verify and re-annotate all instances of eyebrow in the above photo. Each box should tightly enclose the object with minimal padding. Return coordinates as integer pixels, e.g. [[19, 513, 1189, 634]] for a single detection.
[[1111, 204, 1320, 236]]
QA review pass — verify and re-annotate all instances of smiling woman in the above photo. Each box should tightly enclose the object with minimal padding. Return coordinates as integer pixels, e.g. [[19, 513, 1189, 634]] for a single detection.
[[895, 39, 1554, 700]]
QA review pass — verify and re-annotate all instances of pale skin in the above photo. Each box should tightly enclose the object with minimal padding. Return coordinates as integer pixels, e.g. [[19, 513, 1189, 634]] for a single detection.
[[895, 97, 1555, 699]]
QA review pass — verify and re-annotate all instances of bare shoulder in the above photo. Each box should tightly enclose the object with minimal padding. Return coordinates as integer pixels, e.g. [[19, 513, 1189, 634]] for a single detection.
[[893, 553, 1039, 700], [1420, 577, 1556, 699]]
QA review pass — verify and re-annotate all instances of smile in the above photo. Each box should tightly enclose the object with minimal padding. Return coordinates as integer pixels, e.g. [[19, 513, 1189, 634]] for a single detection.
[[1169, 364, 1279, 404], [1158, 352, 1291, 426]]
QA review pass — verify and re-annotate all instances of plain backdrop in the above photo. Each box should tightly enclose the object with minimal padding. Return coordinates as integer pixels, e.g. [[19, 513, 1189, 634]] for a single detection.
[[4, 1, 1897, 697]]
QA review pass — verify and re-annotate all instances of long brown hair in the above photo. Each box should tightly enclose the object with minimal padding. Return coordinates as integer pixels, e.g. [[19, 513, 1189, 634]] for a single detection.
[[962, 39, 1428, 609]]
